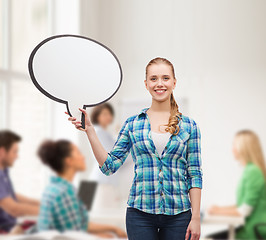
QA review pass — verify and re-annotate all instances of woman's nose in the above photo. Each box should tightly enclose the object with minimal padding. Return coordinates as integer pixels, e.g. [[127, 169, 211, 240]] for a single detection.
[[156, 78, 163, 86]]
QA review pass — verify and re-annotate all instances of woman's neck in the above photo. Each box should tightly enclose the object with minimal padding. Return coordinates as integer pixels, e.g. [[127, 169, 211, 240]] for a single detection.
[[58, 168, 76, 183], [149, 98, 171, 113]]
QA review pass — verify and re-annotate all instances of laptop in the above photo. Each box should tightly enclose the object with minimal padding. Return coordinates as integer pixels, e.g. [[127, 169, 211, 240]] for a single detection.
[[78, 180, 98, 211]]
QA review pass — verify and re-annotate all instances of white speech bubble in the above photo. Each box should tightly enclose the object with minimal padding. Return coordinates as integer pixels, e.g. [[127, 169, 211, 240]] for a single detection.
[[28, 34, 122, 128]]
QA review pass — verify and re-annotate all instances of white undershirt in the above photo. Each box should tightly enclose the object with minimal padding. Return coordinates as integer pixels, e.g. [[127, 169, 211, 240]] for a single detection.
[[237, 203, 254, 217], [150, 131, 171, 157]]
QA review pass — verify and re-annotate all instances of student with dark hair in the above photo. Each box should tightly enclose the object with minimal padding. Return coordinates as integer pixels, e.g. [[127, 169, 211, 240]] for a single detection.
[[0, 130, 40, 233], [37, 139, 127, 238]]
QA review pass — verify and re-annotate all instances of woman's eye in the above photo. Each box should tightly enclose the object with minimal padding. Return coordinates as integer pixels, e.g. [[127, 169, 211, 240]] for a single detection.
[[164, 77, 169, 80], [151, 78, 156, 81]]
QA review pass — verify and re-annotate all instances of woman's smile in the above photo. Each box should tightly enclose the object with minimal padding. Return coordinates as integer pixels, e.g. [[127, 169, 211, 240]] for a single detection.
[[154, 89, 167, 95]]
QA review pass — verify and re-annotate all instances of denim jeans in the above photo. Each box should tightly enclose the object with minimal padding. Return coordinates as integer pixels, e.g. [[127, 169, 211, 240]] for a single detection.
[[126, 207, 192, 240]]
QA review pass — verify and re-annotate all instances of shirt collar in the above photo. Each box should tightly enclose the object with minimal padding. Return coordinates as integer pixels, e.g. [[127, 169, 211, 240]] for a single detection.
[[0, 167, 9, 176], [137, 107, 183, 134], [137, 107, 183, 120], [50, 175, 73, 188], [137, 107, 150, 119]]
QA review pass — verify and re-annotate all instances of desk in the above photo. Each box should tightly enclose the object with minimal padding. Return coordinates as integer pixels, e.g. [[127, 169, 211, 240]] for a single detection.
[[89, 208, 127, 231], [202, 212, 245, 240], [17, 210, 245, 240]]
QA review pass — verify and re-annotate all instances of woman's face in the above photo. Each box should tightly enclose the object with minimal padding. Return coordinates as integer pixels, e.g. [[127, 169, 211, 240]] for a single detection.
[[232, 137, 241, 162], [97, 108, 113, 128], [145, 63, 176, 102], [67, 143, 86, 172]]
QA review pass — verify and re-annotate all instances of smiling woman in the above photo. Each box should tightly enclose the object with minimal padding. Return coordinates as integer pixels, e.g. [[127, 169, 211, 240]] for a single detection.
[[66, 56, 203, 240]]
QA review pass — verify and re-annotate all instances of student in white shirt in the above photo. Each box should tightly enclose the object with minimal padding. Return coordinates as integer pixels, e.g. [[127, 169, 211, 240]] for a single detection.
[[87, 103, 135, 209]]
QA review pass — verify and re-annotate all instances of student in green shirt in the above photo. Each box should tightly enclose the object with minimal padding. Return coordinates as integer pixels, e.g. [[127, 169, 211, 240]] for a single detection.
[[207, 129, 266, 239]]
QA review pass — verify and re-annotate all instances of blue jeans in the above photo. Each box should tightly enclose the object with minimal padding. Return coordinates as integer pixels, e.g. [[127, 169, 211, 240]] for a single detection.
[[126, 207, 192, 240]]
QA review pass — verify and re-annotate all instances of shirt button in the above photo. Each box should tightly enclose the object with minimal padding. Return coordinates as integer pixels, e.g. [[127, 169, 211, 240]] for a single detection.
[[160, 181, 162, 184], [160, 192, 163, 196], [159, 169, 162, 172], [165, 147, 167, 149]]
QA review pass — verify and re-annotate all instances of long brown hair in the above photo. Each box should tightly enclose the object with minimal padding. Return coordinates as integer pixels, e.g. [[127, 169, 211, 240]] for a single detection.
[[145, 57, 182, 135], [234, 129, 266, 180]]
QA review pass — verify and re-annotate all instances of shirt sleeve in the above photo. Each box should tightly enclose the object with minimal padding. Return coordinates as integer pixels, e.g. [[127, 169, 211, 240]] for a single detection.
[[241, 166, 265, 207], [0, 185, 10, 201], [99, 118, 132, 176], [37, 199, 53, 231], [186, 122, 203, 190]]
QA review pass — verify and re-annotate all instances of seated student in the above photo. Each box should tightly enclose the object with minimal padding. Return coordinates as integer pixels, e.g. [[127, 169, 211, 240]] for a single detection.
[[0, 130, 40, 233], [37, 139, 127, 239], [207, 129, 266, 240]]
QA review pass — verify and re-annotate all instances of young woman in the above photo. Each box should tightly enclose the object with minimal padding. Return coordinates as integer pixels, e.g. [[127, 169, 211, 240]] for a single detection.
[[207, 130, 266, 239], [66, 57, 203, 240], [37, 139, 127, 238]]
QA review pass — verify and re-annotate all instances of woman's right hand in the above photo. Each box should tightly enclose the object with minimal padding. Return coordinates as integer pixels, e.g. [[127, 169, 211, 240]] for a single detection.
[[65, 108, 93, 132], [113, 227, 127, 238]]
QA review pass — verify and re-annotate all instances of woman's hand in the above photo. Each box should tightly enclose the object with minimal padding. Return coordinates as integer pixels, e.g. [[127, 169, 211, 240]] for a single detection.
[[207, 205, 241, 216], [113, 227, 127, 238], [185, 217, 201, 240], [65, 108, 93, 132], [207, 205, 221, 214], [92, 232, 115, 238]]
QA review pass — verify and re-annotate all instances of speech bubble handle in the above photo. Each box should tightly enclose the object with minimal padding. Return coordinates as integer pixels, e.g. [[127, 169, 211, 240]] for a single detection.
[[67, 101, 86, 129]]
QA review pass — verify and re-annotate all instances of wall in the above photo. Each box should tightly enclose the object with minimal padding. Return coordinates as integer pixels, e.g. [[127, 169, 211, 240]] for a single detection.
[[79, 0, 266, 208]]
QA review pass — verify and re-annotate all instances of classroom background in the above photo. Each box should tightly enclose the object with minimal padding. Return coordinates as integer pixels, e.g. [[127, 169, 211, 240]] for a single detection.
[[0, 0, 266, 239]]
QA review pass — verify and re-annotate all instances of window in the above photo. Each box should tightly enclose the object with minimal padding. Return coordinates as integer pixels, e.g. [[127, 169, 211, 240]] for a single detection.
[[11, 0, 48, 72], [0, 0, 51, 198]]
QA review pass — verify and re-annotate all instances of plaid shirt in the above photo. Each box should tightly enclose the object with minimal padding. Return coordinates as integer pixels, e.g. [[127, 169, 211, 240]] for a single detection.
[[37, 176, 89, 232], [99, 107, 203, 215]]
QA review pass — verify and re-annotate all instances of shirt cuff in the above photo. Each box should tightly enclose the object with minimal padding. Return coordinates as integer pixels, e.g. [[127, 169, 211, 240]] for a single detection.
[[98, 154, 113, 174], [237, 203, 253, 217], [187, 177, 202, 190]]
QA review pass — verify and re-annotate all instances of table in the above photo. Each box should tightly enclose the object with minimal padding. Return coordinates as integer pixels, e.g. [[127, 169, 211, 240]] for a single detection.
[[89, 208, 127, 231], [202, 212, 245, 240], [17, 209, 245, 240]]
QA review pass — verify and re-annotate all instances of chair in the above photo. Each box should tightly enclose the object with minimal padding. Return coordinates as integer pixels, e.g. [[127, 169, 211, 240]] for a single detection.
[[254, 223, 266, 240]]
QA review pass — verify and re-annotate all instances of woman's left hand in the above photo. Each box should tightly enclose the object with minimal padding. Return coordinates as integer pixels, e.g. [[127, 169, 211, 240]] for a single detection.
[[185, 217, 201, 240]]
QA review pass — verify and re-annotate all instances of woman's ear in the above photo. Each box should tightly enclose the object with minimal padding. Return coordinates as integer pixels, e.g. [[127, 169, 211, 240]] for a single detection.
[[144, 79, 148, 90], [64, 156, 73, 168]]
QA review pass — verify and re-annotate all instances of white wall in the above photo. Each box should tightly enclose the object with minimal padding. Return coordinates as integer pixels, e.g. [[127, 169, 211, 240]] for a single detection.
[[80, 0, 266, 209]]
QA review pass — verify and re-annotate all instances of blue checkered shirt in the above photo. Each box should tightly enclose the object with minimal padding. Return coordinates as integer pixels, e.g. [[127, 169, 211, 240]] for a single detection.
[[99, 107, 203, 215], [37, 176, 89, 232]]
